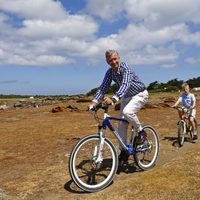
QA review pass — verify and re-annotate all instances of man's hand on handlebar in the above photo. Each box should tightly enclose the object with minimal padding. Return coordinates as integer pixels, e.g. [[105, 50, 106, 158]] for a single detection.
[[103, 96, 114, 105], [88, 102, 97, 111]]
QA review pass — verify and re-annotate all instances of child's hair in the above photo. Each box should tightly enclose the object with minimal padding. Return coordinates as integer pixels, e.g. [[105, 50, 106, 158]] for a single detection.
[[181, 82, 189, 90]]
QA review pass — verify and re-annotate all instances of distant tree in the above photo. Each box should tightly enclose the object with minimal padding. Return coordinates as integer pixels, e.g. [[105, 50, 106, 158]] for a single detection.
[[86, 87, 98, 96], [166, 78, 183, 88], [86, 83, 118, 96], [187, 77, 200, 88], [147, 78, 183, 92], [147, 81, 160, 90], [86, 76, 200, 96], [165, 86, 179, 92]]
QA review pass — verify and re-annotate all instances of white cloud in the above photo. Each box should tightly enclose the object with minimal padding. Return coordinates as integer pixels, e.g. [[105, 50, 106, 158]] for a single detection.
[[84, 0, 200, 65], [186, 56, 200, 64], [18, 16, 98, 40], [161, 64, 177, 68], [86, 0, 124, 21], [0, 0, 200, 67], [0, 0, 67, 20], [0, 44, 73, 66], [34, 55, 73, 66], [0, 33, 75, 66], [0, 0, 99, 66], [86, 0, 200, 26], [122, 45, 179, 65], [124, 0, 200, 27], [115, 23, 200, 49]]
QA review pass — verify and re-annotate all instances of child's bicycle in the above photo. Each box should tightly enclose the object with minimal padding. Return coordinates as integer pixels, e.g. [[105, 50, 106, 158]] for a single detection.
[[173, 106, 198, 146], [69, 102, 159, 192]]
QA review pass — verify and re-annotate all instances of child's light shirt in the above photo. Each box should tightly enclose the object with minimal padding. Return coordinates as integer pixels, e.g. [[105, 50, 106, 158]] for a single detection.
[[178, 93, 196, 108]]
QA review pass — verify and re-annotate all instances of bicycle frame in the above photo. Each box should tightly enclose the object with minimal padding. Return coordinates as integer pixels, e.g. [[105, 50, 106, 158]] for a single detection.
[[176, 107, 192, 133], [98, 112, 137, 156]]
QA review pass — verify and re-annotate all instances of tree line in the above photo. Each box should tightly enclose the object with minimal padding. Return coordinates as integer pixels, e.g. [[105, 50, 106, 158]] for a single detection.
[[86, 76, 200, 96], [0, 76, 199, 98]]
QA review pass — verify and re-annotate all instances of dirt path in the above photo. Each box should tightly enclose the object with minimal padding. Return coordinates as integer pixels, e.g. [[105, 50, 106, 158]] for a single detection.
[[0, 94, 200, 200], [64, 127, 200, 200]]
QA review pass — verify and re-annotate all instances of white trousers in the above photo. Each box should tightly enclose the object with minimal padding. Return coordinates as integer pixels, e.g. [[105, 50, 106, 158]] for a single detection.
[[118, 90, 148, 148]]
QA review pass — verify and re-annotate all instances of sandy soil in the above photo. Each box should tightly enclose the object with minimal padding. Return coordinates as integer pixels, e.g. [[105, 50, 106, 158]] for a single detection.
[[0, 92, 200, 200]]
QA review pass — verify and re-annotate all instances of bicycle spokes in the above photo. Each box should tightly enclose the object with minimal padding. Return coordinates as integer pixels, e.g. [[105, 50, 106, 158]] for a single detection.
[[69, 135, 118, 192], [134, 126, 159, 170]]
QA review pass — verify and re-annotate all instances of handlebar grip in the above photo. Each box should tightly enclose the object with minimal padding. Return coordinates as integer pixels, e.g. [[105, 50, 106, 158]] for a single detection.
[[88, 103, 102, 111], [88, 102, 109, 112]]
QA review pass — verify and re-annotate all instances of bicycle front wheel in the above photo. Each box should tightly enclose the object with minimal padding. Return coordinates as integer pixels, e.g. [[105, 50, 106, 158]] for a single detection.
[[178, 122, 185, 146], [69, 135, 118, 192], [134, 125, 159, 170]]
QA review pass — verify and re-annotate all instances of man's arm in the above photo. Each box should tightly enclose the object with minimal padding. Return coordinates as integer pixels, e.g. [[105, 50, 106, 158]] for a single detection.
[[92, 69, 112, 103]]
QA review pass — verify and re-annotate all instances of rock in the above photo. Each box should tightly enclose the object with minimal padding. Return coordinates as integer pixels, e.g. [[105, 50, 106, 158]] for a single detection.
[[14, 102, 23, 107], [67, 105, 78, 110], [157, 103, 171, 107], [0, 105, 9, 110], [76, 98, 92, 103], [163, 97, 176, 103], [51, 106, 64, 113]]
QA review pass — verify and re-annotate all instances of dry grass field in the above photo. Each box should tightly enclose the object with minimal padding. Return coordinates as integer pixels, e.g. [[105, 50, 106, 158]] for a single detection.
[[0, 92, 200, 200]]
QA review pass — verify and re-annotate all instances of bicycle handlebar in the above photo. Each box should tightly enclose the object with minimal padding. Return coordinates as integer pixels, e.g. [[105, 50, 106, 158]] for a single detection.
[[172, 106, 193, 115], [88, 102, 109, 113], [172, 106, 184, 110], [172, 106, 192, 110]]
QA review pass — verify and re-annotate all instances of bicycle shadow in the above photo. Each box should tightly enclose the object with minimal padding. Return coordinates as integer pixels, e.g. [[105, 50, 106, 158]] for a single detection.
[[117, 161, 141, 174], [64, 178, 115, 194], [64, 179, 89, 194], [64, 162, 138, 193], [163, 135, 196, 147], [162, 136, 179, 147]]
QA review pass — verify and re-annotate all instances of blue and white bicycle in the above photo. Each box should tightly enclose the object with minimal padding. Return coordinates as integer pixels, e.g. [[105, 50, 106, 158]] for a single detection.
[[69, 102, 159, 192]]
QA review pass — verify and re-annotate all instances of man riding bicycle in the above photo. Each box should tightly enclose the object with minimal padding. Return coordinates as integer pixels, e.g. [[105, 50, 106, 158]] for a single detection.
[[89, 50, 148, 164], [172, 83, 197, 140]]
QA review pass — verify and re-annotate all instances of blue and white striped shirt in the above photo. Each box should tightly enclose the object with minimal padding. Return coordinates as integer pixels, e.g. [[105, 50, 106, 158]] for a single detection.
[[93, 62, 146, 102]]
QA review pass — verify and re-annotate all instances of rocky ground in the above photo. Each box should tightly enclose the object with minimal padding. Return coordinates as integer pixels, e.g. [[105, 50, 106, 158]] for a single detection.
[[0, 92, 200, 200]]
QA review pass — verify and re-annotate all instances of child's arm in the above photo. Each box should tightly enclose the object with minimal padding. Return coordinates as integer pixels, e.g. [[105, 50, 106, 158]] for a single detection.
[[190, 94, 196, 109], [172, 100, 180, 108]]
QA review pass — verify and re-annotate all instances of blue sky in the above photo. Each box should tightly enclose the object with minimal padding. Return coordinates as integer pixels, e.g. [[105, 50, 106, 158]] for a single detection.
[[0, 0, 200, 95]]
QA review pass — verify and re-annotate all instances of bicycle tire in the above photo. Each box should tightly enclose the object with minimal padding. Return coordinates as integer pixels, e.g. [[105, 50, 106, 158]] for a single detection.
[[178, 122, 185, 146], [133, 125, 159, 170], [69, 135, 118, 192]]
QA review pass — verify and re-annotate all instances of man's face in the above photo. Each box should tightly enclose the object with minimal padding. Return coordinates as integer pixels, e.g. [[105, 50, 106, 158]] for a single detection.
[[106, 52, 120, 71]]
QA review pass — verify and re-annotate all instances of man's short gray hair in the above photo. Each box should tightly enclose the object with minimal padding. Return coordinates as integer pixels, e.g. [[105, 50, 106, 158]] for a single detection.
[[105, 50, 120, 59]]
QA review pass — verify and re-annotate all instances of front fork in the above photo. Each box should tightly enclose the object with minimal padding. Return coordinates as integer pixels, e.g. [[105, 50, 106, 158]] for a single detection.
[[92, 126, 106, 165]]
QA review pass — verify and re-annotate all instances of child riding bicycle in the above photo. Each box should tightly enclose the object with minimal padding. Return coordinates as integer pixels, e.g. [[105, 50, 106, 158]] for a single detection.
[[172, 83, 197, 140]]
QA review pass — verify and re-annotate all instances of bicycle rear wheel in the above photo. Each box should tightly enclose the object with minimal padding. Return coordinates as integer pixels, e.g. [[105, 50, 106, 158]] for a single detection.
[[133, 125, 159, 170], [69, 135, 118, 192], [178, 122, 185, 146]]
